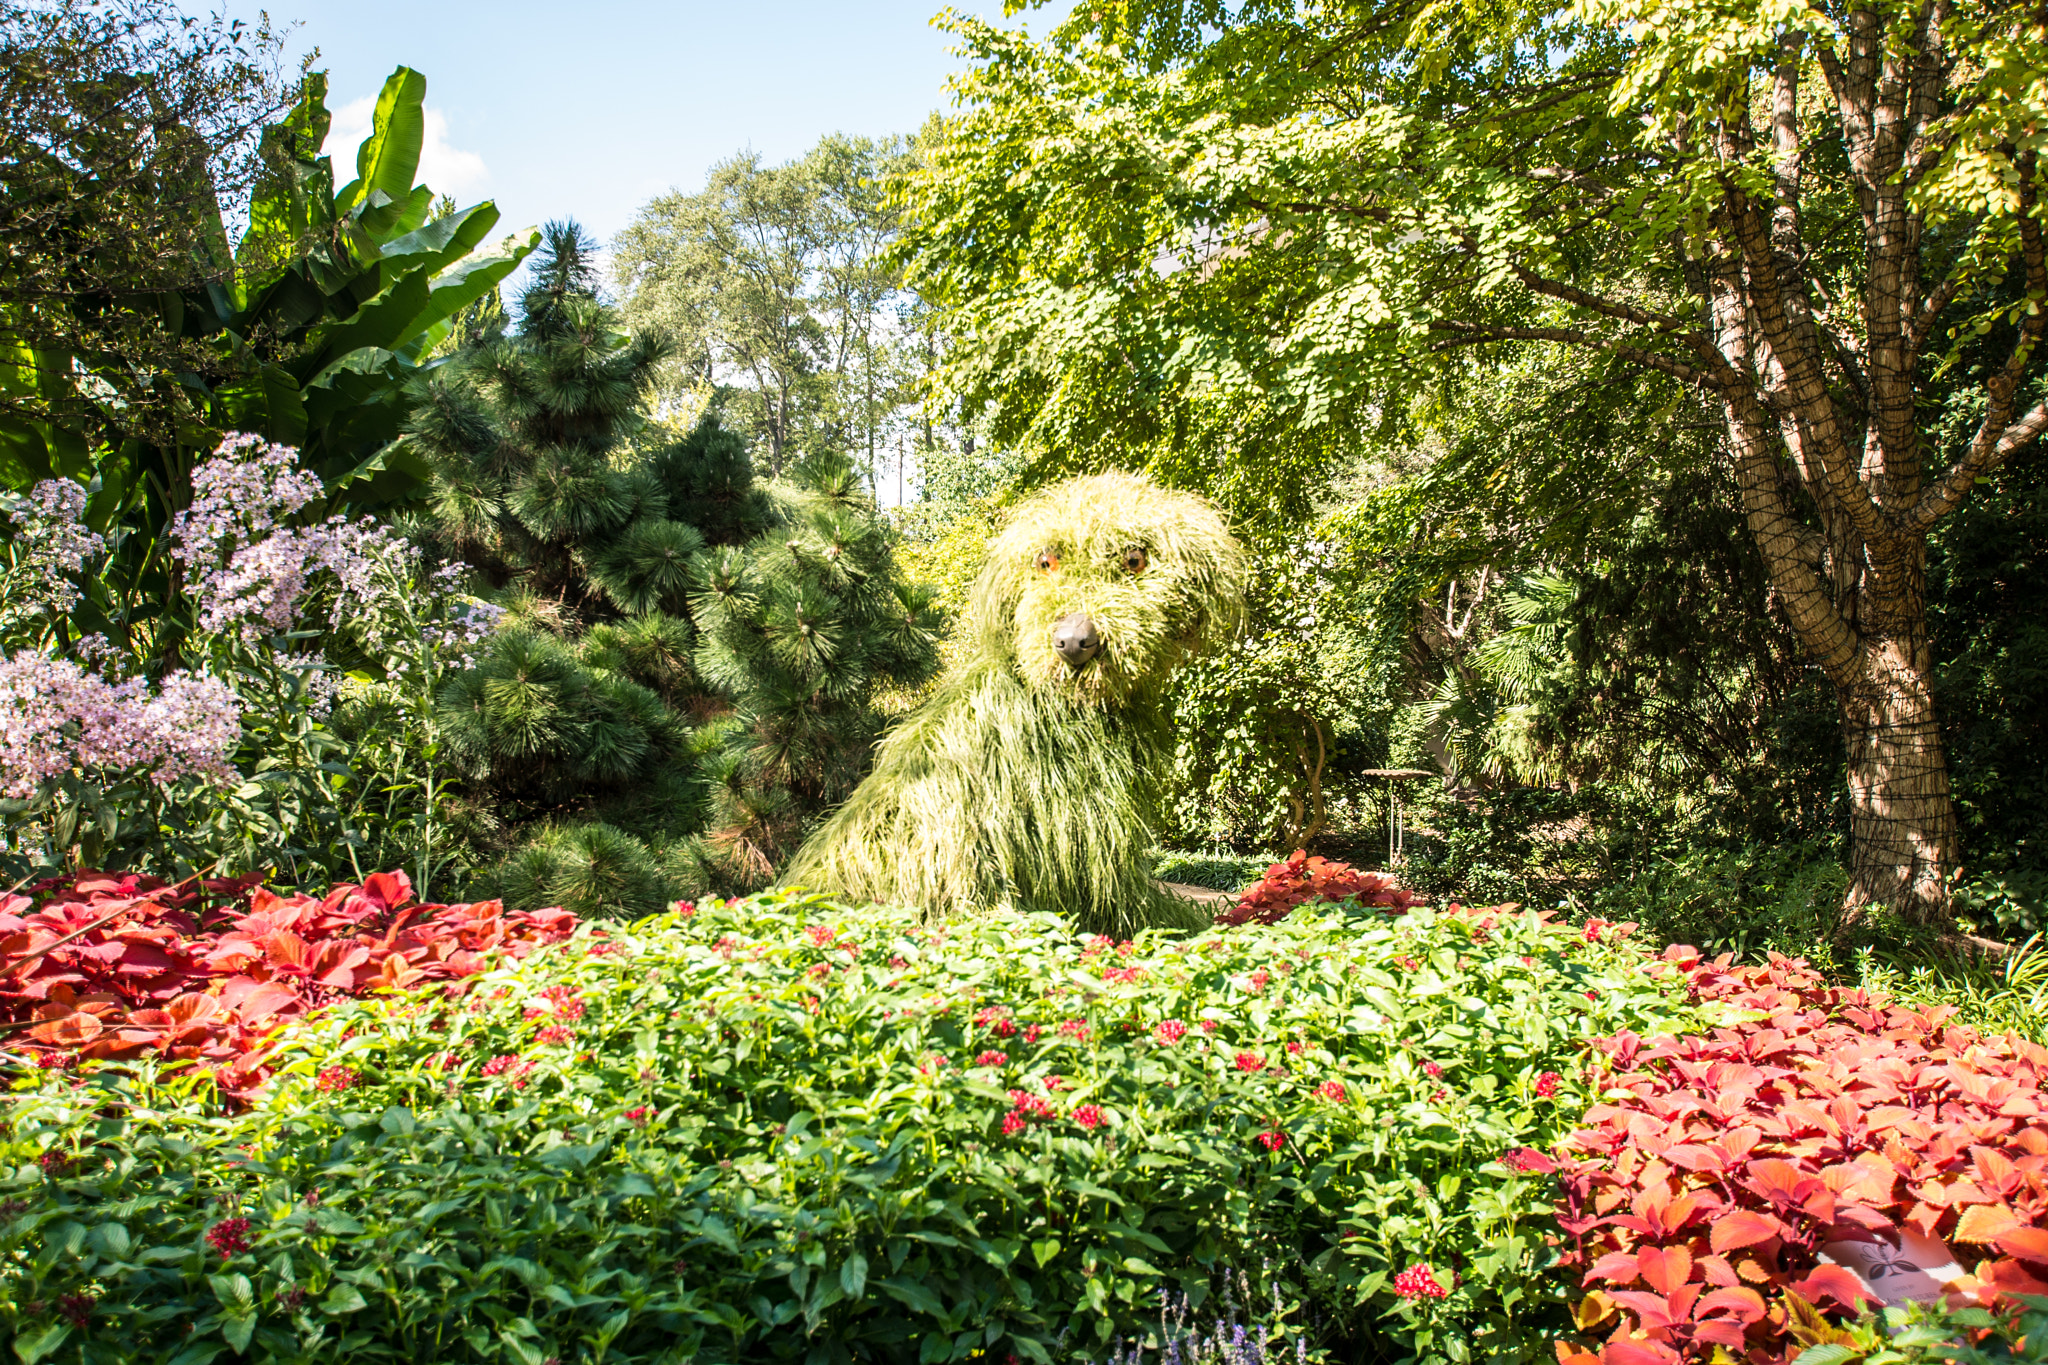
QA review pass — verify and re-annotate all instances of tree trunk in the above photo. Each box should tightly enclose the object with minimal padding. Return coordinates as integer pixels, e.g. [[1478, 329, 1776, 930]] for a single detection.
[[1839, 627, 1960, 918]]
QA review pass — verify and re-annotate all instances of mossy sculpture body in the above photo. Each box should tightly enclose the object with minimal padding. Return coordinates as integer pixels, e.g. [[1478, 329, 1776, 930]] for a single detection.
[[783, 472, 1245, 933]]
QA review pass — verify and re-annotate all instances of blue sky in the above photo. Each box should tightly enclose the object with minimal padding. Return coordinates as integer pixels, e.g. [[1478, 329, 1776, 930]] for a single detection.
[[195, 1, 1043, 246]]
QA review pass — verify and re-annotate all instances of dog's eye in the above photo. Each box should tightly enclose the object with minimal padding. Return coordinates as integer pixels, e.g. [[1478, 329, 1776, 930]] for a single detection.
[[1034, 550, 1061, 573], [1122, 546, 1148, 574]]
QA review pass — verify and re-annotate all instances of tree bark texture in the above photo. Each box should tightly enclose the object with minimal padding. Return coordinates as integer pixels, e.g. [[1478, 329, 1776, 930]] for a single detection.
[[1437, 3, 2048, 922]]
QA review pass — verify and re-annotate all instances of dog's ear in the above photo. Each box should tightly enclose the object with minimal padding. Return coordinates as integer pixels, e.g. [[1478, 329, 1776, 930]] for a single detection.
[[964, 551, 1027, 659]]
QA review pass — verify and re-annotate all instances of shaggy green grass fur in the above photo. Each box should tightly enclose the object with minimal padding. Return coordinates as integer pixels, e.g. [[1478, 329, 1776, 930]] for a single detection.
[[782, 472, 1245, 934]]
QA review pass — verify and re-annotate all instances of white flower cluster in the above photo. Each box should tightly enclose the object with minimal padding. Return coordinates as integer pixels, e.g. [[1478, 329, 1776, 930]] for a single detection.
[[0, 652, 240, 799], [0, 478, 108, 626]]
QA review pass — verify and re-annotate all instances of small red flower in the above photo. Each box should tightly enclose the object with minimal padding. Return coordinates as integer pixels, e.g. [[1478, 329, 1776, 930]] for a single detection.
[[315, 1065, 358, 1093], [888, 955, 908, 969], [675, 900, 696, 917], [1395, 955, 1421, 971], [1317, 1080, 1346, 1102], [1519, 956, 1535, 967], [57, 1293, 95, 1327], [1255, 1130, 1285, 1152], [35, 1052, 75, 1070], [1583, 919, 1609, 943], [1247, 969, 1270, 992], [206, 1217, 251, 1258], [1057, 1018, 1091, 1042], [625, 1106, 652, 1127], [1073, 1104, 1104, 1130], [1154, 1019, 1187, 1044], [438, 1052, 462, 1071], [1234, 1051, 1265, 1073], [481, 1054, 523, 1077], [975, 1050, 1009, 1067], [805, 925, 837, 947], [808, 962, 832, 980], [1200, 1019, 1220, 1033], [1392, 1264, 1448, 1299], [1001, 1112, 1027, 1136], [1423, 1060, 1443, 1079], [1022, 1025, 1042, 1044], [533, 1024, 575, 1046], [1584, 990, 1598, 1001], [1042, 1074, 1065, 1091], [1534, 1071, 1562, 1097]]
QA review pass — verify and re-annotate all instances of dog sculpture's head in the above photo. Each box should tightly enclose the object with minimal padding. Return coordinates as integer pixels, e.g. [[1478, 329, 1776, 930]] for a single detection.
[[966, 472, 1246, 707]]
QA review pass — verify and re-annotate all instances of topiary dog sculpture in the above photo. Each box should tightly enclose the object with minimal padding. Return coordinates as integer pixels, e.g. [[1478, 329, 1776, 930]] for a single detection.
[[783, 472, 1245, 933]]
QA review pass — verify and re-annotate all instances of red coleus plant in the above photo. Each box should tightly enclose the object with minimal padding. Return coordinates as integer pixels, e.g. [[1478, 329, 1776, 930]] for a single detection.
[[1, 868, 580, 1096], [1217, 850, 1426, 926], [1555, 946, 2048, 1365]]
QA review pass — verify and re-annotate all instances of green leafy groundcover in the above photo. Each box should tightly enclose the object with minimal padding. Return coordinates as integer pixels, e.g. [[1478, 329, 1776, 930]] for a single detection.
[[3, 895, 1710, 1364]]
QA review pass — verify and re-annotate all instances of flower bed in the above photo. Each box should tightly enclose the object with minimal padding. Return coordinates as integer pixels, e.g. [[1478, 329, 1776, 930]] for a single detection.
[[2, 869, 578, 1096], [1555, 946, 2048, 1365], [2, 892, 1701, 1363]]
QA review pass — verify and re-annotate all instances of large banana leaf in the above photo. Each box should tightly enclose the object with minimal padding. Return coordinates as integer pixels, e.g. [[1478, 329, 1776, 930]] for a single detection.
[[334, 67, 427, 229]]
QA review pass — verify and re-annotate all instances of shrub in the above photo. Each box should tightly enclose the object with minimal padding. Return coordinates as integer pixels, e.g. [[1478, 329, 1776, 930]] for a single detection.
[[1554, 947, 2048, 1365], [1, 868, 577, 1096], [2, 892, 1704, 1363], [1218, 851, 1425, 926]]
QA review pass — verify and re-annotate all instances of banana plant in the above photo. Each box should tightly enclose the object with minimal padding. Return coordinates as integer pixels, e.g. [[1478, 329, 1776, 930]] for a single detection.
[[0, 65, 538, 655]]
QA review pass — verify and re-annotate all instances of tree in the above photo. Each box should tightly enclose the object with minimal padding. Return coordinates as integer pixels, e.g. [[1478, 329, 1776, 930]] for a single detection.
[[413, 223, 940, 913], [899, 0, 2048, 922], [613, 136, 914, 480]]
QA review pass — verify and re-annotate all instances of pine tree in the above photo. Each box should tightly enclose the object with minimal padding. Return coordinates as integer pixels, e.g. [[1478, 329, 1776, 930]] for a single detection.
[[407, 220, 938, 914], [684, 453, 943, 891]]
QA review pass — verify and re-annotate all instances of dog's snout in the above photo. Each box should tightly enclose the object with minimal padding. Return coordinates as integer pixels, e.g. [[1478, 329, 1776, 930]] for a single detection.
[[1053, 612, 1102, 670]]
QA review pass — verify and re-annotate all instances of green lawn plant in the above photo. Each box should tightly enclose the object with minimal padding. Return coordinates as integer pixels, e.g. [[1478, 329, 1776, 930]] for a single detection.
[[2, 895, 1707, 1364]]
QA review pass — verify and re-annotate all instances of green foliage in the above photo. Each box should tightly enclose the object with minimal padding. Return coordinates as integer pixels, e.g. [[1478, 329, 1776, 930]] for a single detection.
[[3, 59, 536, 629], [785, 473, 1244, 934], [1152, 849, 1272, 893], [614, 135, 919, 479], [415, 226, 938, 912], [1, 892, 1708, 1363]]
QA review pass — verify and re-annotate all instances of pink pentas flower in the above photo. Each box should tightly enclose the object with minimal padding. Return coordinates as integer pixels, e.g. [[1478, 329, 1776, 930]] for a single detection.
[[533, 1025, 574, 1046], [1200, 1019, 1220, 1034], [1423, 1060, 1443, 1079], [1073, 1104, 1104, 1130], [206, 1217, 251, 1258], [1286, 1040, 1305, 1055], [975, 1050, 1009, 1067], [1042, 1074, 1065, 1091], [1255, 1130, 1285, 1152], [1022, 1025, 1042, 1044], [625, 1106, 652, 1127], [314, 1065, 357, 1093], [1001, 1112, 1027, 1136], [1154, 1019, 1187, 1044], [1247, 969, 1270, 992], [1317, 1080, 1346, 1102], [1235, 1051, 1265, 1073], [481, 1055, 524, 1077], [1393, 1264, 1448, 1300], [1534, 1071, 1562, 1097], [805, 925, 836, 947], [1056, 1018, 1090, 1042]]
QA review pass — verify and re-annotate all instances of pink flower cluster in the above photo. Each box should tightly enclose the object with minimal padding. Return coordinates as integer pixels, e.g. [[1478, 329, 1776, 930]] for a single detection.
[[0, 652, 240, 798], [1393, 1264, 1448, 1300], [0, 479, 104, 624], [314, 1065, 358, 1093], [206, 1217, 251, 1258]]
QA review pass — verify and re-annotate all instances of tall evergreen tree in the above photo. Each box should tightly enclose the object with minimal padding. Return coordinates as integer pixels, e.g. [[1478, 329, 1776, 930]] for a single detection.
[[408, 221, 938, 914]]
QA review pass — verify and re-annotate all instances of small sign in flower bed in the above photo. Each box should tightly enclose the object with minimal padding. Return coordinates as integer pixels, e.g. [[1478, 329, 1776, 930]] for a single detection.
[[1, 868, 579, 1096], [2, 890, 1705, 1364]]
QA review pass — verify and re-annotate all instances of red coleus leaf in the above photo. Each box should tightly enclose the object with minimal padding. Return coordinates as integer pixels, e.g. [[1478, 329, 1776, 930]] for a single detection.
[[1708, 1210, 1783, 1254], [1995, 1227, 2048, 1265], [1788, 1265, 1878, 1312]]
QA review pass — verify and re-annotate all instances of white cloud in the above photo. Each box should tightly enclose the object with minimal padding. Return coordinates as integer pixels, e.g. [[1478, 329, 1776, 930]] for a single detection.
[[321, 96, 490, 203]]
